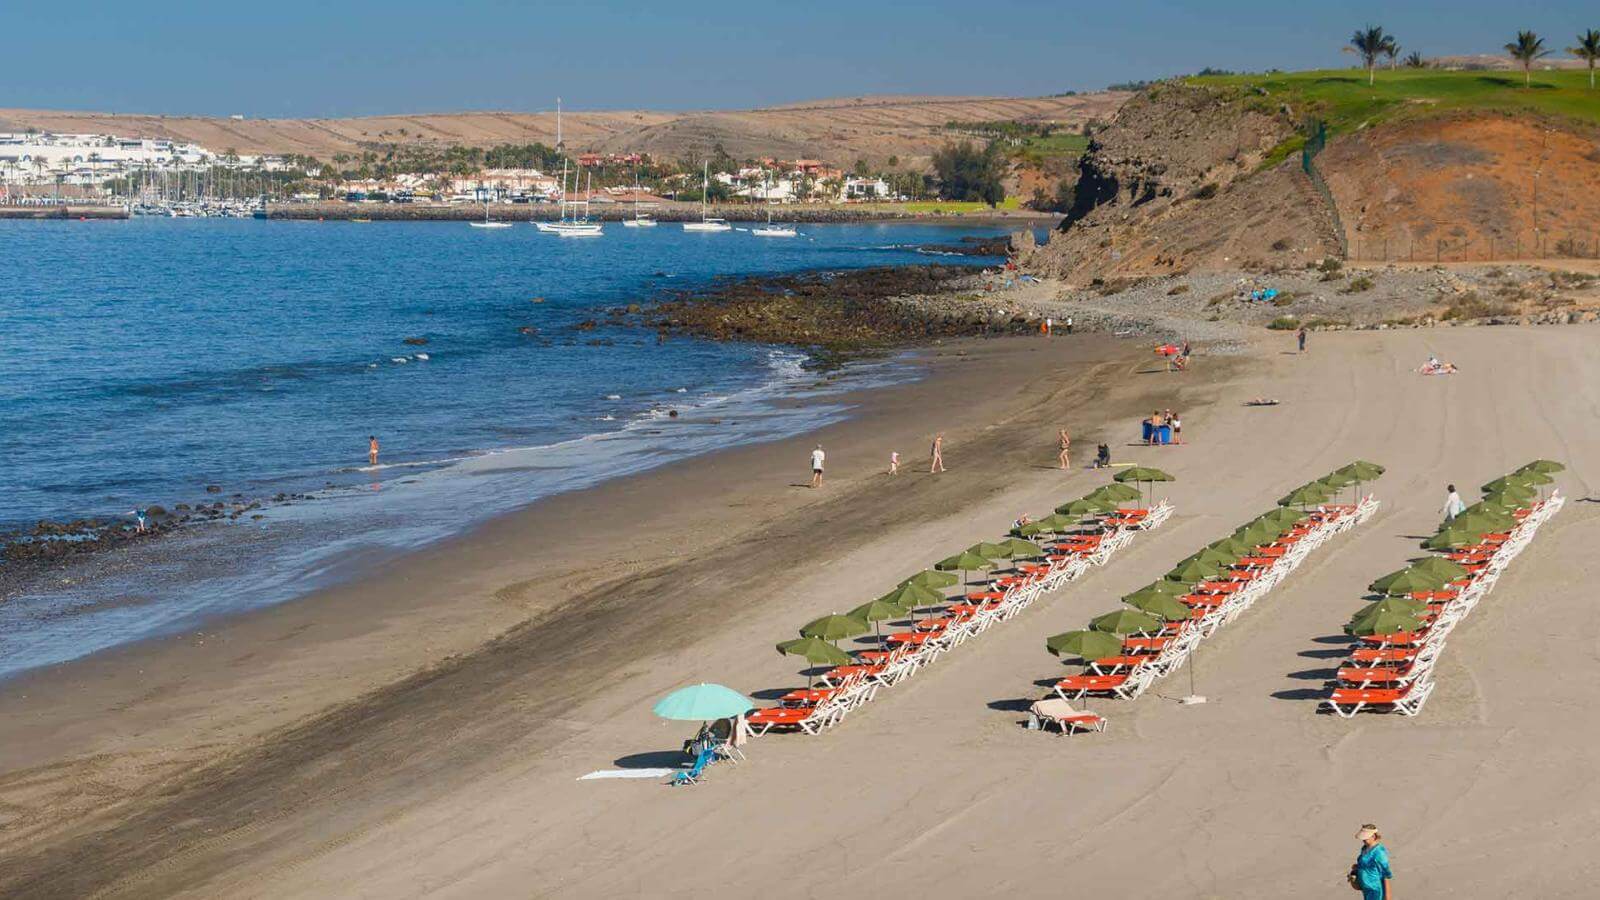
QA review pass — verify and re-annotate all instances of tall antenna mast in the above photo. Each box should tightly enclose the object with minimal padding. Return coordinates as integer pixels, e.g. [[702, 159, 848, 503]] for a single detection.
[[556, 97, 563, 150]]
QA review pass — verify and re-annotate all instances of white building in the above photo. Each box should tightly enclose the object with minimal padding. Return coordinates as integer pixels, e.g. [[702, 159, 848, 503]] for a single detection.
[[0, 132, 287, 185], [842, 176, 890, 200]]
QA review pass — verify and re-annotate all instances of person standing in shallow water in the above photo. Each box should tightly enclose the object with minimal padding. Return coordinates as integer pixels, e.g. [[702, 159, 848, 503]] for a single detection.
[[368, 435, 380, 467], [1349, 824, 1393, 900]]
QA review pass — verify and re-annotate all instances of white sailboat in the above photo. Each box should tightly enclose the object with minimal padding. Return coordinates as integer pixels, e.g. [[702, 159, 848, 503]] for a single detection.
[[622, 165, 656, 227], [554, 170, 603, 237], [537, 157, 602, 236], [751, 174, 796, 237], [682, 161, 731, 232], [469, 188, 512, 228]]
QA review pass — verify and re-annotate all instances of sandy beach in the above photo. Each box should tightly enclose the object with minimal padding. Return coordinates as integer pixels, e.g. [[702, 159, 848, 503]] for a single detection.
[[3, 323, 1599, 898]]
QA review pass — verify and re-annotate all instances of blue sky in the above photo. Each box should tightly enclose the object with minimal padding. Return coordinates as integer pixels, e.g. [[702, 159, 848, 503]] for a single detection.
[[4, 1, 1596, 116]]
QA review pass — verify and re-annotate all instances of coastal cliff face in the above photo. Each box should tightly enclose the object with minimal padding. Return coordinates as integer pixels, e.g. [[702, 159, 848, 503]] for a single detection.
[[1018, 83, 1343, 279]]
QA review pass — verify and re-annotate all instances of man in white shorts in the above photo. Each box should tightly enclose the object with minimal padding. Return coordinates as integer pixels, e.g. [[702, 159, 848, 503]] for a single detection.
[[810, 444, 826, 488]]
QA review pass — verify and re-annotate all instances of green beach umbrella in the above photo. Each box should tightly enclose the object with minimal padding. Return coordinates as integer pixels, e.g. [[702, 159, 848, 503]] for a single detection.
[[1234, 521, 1277, 547], [936, 551, 994, 572], [1113, 466, 1175, 508], [1482, 475, 1543, 494], [1056, 497, 1115, 516], [1121, 582, 1190, 608], [1260, 507, 1308, 528], [1451, 511, 1514, 535], [1046, 629, 1124, 660], [1342, 460, 1386, 478], [1482, 489, 1534, 510], [1188, 547, 1239, 568], [652, 683, 755, 722], [849, 597, 910, 624], [1092, 483, 1143, 502], [1459, 499, 1515, 519], [1209, 536, 1255, 557], [1406, 557, 1470, 581], [1036, 513, 1078, 531], [1089, 609, 1163, 635], [1423, 525, 1481, 550], [1517, 460, 1564, 475], [1002, 538, 1045, 558], [1346, 609, 1422, 637], [776, 636, 853, 666], [880, 582, 943, 612], [1166, 557, 1223, 584], [800, 613, 871, 642], [1012, 521, 1049, 537], [1279, 483, 1332, 508], [1349, 598, 1428, 632], [902, 569, 960, 590], [1369, 567, 1448, 596], [1320, 471, 1358, 488], [1125, 592, 1192, 622], [969, 541, 1014, 560]]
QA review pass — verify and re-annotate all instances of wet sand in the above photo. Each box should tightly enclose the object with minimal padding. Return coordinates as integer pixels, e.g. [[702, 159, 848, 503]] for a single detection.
[[4, 326, 1599, 898]]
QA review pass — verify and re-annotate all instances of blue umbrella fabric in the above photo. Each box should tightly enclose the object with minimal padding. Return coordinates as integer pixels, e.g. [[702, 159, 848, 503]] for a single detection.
[[652, 683, 755, 721]]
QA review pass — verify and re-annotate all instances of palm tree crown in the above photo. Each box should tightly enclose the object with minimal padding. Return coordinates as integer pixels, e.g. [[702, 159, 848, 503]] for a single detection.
[[1348, 26, 1397, 86], [1569, 29, 1600, 89], [1505, 30, 1550, 87]]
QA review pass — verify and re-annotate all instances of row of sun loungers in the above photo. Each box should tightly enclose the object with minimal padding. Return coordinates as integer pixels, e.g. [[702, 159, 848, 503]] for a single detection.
[[747, 496, 1175, 736], [1033, 463, 1386, 732], [1324, 463, 1565, 718]]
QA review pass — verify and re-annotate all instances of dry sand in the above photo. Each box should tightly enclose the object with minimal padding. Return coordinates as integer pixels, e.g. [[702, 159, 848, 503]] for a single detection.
[[3, 325, 1598, 898]]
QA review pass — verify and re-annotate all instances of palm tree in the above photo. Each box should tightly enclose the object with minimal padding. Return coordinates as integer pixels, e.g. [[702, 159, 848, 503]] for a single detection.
[[1347, 26, 1397, 86], [1505, 30, 1549, 87], [1404, 51, 1426, 68], [1569, 29, 1600, 89], [1384, 43, 1401, 70]]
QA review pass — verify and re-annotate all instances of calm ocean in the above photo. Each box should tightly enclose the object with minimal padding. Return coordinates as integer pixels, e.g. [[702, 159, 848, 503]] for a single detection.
[[0, 217, 1003, 676]]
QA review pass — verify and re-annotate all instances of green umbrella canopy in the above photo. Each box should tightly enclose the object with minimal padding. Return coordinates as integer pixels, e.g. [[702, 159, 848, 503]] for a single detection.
[[1166, 557, 1223, 583], [936, 551, 995, 571], [1319, 471, 1359, 488], [1125, 592, 1193, 622], [1188, 547, 1239, 568], [1279, 483, 1333, 507], [776, 636, 853, 665], [1090, 483, 1143, 502], [1002, 538, 1046, 558], [1209, 536, 1256, 557], [1404, 557, 1471, 581], [880, 583, 944, 609], [1234, 522, 1277, 547], [1035, 513, 1079, 531], [1369, 566, 1448, 596], [849, 597, 910, 623], [1517, 459, 1564, 475], [1459, 499, 1515, 519], [1423, 526, 1481, 550], [1090, 609, 1164, 635], [901, 570, 960, 590], [1482, 474, 1545, 494], [1056, 497, 1116, 516], [1450, 511, 1515, 535], [1114, 466, 1176, 484], [968, 541, 1015, 560], [1337, 460, 1387, 480], [652, 683, 756, 721], [1481, 489, 1534, 510], [1121, 582, 1191, 607], [1262, 507, 1310, 527], [1350, 597, 1429, 628], [1346, 609, 1422, 637], [1046, 629, 1124, 659], [1012, 521, 1048, 538], [800, 613, 871, 641]]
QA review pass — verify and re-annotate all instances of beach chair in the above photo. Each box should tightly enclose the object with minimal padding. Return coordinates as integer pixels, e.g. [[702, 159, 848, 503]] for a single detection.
[[670, 747, 717, 786], [1028, 698, 1107, 735], [1323, 677, 1435, 719]]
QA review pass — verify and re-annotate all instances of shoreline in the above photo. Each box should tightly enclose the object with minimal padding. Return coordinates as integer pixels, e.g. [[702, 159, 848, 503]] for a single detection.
[[0, 332, 1168, 889]]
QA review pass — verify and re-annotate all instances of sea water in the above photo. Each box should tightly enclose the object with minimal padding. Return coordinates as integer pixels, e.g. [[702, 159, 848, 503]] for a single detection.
[[0, 217, 1002, 676]]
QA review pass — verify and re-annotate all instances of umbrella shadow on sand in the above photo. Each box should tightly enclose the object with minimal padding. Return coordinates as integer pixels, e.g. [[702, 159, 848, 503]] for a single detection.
[[986, 698, 1034, 713], [1298, 647, 1349, 659], [1286, 667, 1338, 680], [614, 750, 690, 769], [1270, 687, 1328, 702]]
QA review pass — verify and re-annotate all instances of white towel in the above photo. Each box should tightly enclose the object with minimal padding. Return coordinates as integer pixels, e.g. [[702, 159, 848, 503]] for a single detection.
[[578, 768, 678, 781]]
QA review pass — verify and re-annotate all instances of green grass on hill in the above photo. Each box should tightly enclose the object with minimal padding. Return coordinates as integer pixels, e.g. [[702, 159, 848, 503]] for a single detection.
[[876, 198, 1021, 214], [1188, 68, 1600, 135]]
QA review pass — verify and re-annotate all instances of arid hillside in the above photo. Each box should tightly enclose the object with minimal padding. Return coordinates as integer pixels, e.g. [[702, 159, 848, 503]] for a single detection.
[[1019, 71, 1600, 280], [0, 93, 1125, 167]]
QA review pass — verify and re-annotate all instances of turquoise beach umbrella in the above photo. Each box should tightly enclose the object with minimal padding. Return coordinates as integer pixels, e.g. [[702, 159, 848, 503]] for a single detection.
[[652, 683, 755, 721]]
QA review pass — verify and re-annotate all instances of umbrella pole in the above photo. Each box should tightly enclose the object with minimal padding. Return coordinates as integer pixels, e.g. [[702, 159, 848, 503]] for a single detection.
[[1181, 644, 1206, 705]]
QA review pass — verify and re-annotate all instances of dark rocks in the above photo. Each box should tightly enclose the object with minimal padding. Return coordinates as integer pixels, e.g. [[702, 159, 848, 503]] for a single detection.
[[205, 484, 222, 493], [403, 337, 430, 346]]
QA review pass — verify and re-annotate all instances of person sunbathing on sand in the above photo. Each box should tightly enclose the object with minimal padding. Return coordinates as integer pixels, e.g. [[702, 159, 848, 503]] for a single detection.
[[1247, 397, 1280, 406], [1418, 357, 1458, 375]]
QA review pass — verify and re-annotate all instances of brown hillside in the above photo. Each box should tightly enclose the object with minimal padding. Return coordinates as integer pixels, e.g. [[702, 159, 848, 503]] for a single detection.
[[1322, 114, 1600, 260], [0, 94, 1126, 167], [1017, 83, 1342, 279]]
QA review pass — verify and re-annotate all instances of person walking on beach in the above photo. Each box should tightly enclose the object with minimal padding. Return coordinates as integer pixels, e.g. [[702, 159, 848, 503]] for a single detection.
[[929, 433, 946, 474], [889, 451, 900, 476], [1348, 824, 1393, 900], [810, 444, 826, 488], [1058, 429, 1072, 469], [1442, 484, 1465, 522], [1296, 326, 1308, 354], [368, 435, 380, 467]]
